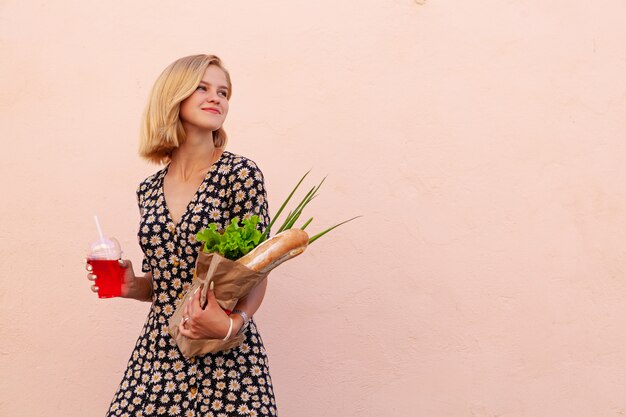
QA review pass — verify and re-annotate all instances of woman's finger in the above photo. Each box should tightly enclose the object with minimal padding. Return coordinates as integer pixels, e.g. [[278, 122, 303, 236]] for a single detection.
[[91, 284, 99, 293], [178, 320, 187, 336], [179, 319, 193, 339], [186, 293, 196, 318], [204, 289, 220, 310], [85, 262, 93, 272], [87, 273, 97, 282], [189, 286, 203, 315]]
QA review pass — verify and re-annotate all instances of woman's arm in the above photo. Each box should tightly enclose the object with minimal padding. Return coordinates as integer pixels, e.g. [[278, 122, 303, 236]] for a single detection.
[[120, 260, 154, 302], [230, 278, 268, 333], [179, 278, 268, 340], [179, 157, 271, 339]]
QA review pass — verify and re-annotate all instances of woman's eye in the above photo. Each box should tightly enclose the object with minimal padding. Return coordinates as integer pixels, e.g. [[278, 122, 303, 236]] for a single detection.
[[218, 91, 228, 97], [196, 85, 207, 91]]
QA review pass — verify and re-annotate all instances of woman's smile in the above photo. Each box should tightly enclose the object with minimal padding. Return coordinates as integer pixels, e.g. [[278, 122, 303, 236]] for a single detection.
[[201, 106, 221, 114]]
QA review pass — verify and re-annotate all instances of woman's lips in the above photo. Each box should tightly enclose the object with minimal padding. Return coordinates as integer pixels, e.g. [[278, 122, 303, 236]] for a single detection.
[[202, 108, 220, 114]]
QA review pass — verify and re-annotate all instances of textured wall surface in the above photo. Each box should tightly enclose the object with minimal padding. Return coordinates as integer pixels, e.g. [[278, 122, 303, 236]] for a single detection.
[[2, 1, 626, 416]]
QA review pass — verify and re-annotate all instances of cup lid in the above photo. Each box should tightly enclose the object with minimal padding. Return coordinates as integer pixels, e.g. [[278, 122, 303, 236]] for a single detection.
[[88, 237, 122, 259]]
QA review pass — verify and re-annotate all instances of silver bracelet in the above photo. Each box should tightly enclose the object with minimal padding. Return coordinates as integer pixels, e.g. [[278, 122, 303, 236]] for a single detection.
[[232, 309, 249, 334], [223, 317, 234, 341]]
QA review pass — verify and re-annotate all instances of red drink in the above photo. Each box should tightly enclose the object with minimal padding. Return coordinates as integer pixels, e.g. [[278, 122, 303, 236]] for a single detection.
[[88, 258, 124, 298], [88, 219, 123, 299]]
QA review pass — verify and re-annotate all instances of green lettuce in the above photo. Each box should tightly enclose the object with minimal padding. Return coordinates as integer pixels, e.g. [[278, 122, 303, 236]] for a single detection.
[[196, 215, 263, 260]]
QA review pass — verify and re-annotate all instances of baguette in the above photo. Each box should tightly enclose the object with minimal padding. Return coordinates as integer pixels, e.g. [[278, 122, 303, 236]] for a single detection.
[[237, 228, 309, 274]]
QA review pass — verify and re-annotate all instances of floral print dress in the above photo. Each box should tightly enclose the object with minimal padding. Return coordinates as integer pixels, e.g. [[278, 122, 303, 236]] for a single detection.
[[106, 151, 277, 417]]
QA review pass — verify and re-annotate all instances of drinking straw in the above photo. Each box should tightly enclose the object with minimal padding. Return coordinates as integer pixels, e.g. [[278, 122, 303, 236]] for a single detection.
[[94, 215, 105, 240], [94, 215, 111, 257]]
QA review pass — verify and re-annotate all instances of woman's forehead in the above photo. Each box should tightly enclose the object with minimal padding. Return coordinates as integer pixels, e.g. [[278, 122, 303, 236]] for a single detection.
[[201, 65, 229, 87]]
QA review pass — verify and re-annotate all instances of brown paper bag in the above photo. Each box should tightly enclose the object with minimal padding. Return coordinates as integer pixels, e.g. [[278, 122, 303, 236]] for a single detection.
[[168, 252, 269, 358]]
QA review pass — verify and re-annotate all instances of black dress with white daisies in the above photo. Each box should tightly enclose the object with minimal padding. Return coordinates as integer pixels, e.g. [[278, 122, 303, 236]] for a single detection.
[[106, 151, 277, 417]]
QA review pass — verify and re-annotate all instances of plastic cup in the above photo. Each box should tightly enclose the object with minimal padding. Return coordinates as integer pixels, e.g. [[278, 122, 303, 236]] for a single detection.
[[87, 237, 124, 298]]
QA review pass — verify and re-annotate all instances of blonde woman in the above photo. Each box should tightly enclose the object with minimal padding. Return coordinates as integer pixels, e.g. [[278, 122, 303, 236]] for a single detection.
[[87, 55, 277, 416]]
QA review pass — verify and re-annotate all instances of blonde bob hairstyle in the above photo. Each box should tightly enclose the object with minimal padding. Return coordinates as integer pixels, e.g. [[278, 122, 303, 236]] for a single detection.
[[139, 54, 232, 164]]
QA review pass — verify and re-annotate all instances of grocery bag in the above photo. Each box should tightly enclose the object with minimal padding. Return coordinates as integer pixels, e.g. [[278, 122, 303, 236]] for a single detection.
[[168, 252, 268, 357]]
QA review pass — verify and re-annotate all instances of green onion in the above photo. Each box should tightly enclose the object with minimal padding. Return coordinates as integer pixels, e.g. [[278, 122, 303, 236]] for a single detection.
[[213, 170, 359, 251], [300, 217, 313, 230], [308, 216, 362, 244], [260, 170, 310, 241]]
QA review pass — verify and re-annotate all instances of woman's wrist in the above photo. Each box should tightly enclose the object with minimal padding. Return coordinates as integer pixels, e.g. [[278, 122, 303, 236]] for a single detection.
[[230, 313, 245, 336], [231, 309, 249, 335], [124, 275, 153, 302], [138, 276, 154, 302]]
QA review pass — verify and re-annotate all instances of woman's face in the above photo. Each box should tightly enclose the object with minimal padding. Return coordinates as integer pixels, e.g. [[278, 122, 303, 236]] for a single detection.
[[180, 65, 230, 134]]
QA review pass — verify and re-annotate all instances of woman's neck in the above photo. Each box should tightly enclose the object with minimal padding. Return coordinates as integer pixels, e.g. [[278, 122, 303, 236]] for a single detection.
[[169, 131, 222, 181]]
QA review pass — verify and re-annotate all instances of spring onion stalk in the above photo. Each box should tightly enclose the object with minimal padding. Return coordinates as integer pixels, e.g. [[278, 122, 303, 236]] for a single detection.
[[268, 173, 358, 244], [277, 177, 326, 234], [197, 170, 359, 260], [308, 216, 362, 244], [300, 217, 314, 230], [276, 187, 315, 234], [260, 170, 310, 241]]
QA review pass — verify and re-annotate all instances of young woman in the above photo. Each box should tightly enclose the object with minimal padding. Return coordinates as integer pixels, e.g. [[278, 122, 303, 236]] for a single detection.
[[86, 54, 278, 416]]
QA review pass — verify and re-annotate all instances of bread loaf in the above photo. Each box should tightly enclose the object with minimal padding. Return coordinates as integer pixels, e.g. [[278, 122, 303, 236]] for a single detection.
[[237, 228, 309, 274]]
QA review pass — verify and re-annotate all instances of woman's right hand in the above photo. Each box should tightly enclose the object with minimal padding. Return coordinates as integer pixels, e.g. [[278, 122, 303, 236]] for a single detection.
[[178, 286, 238, 340], [85, 259, 152, 301], [85, 261, 101, 294], [118, 259, 139, 298]]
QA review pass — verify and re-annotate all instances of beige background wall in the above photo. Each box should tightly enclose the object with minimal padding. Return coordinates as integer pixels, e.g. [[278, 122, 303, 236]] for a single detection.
[[2, 1, 626, 416]]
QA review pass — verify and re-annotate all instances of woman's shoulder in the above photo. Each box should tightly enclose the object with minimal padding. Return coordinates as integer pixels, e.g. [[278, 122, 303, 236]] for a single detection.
[[136, 166, 167, 196], [220, 151, 264, 176]]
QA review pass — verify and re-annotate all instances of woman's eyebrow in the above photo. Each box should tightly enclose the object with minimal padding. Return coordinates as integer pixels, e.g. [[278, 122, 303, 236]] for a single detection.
[[199, 80, 229, 90]]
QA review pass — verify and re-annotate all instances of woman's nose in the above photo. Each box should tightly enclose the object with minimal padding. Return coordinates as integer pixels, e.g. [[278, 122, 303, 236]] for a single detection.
[[206, 90, 221, 103]]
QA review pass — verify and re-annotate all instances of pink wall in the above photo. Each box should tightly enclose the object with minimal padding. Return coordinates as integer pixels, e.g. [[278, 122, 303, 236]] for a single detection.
[[3, 0, 626, 416]]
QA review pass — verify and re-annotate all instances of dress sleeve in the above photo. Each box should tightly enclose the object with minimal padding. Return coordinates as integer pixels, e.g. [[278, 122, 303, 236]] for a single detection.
[[136, 184, 152, 273], [229, 159, 270, 233]]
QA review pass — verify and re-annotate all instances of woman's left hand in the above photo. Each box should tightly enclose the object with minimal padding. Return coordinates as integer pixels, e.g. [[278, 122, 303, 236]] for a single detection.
[[178, 286, 233, 340]]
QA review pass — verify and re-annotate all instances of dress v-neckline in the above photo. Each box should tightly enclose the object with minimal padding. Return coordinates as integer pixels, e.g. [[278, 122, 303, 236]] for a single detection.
[[160, 151, 226, 228]]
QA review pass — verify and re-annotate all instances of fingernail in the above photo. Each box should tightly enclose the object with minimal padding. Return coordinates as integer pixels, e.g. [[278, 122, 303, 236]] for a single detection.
[[86, 264, 93, 272], [118, 259, 125, 266]]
